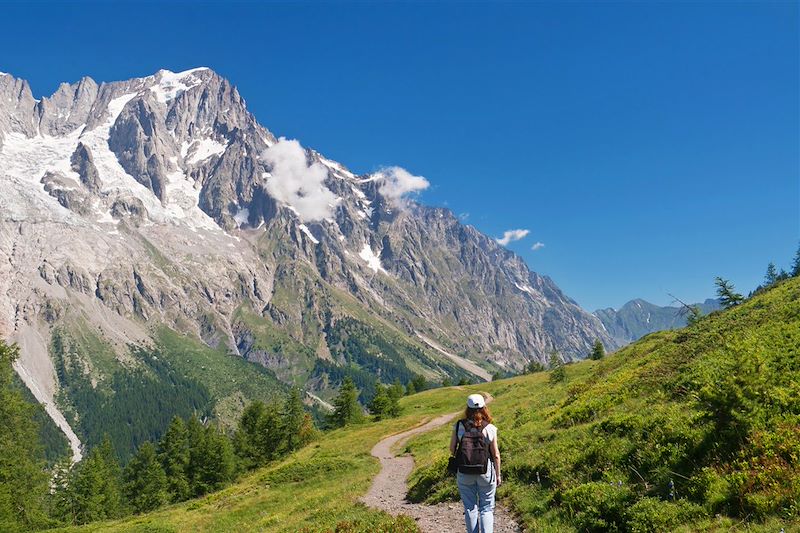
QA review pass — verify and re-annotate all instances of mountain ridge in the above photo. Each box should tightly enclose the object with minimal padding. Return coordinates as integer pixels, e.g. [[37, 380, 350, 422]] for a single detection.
[[0, 67, 615, 460], [593, 297, 722, 345]]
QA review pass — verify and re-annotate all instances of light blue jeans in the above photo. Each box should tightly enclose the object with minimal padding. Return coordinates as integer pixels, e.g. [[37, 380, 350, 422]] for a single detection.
[[456, 465, 496, 533]]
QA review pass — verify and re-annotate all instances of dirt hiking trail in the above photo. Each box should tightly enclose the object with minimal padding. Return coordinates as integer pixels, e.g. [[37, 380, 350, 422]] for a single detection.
[[362, 395, 523, 532]]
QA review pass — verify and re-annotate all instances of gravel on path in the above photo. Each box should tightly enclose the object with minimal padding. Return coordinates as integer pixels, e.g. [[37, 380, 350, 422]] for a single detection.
[[361, 396, 523, 533]]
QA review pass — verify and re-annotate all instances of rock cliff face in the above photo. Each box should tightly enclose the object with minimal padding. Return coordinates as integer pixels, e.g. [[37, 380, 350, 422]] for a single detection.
[[0, 68, 615, 459]]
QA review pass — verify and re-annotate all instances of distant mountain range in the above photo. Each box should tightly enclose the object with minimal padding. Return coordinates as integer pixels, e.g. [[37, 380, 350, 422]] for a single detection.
[[594, 298, 722, 346]]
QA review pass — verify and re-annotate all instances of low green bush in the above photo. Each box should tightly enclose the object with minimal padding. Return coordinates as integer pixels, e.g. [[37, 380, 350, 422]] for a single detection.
[[560, 481, 634, 531], [624, 497, 705, 532], [263, 456, 360, 484]]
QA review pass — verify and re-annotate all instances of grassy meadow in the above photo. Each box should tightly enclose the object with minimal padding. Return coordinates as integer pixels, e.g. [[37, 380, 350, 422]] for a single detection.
[[51, 386, 473, 532], [405, 277, 800, 532], [51, 276, 799, 532]]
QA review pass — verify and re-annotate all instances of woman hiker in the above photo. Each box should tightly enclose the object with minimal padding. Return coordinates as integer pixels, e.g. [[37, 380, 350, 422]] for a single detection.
[[449, 393, 502, 533]]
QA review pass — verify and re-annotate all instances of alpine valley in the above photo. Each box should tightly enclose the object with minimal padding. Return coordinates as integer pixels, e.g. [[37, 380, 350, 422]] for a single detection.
[[0, 68, 616, 461]]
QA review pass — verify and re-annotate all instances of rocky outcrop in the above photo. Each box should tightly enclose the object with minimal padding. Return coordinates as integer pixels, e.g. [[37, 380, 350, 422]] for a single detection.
[[36, 77, 99, 136], [40, 172, 92, 215], [70, 143, 101, 192], [0, 73, 39, 147], [110, 196, 146, 223]]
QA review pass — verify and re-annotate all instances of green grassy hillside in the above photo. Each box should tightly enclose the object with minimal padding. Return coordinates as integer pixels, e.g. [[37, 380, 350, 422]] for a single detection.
[[52, 386, 472, 533], [407, 276, 800, 531], [54, 277, 798, 532]]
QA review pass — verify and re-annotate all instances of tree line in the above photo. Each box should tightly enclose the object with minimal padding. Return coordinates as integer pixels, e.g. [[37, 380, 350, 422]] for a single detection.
[[51, 387, 318, 525], [327, 375, 424, 427], [0, 336, 320, 530], [1, 336, 448, 531], [51, 332, 212, 462]]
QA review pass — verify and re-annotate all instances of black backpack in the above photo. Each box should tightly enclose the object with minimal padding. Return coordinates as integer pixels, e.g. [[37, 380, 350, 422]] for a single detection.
[[454, 419, 490, 475]]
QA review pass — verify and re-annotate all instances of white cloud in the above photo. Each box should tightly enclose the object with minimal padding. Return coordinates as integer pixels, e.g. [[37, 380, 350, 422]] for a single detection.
[[459, 212, 470, 221], [375, 166, 430, 208], [531, 241, 545, 251], [496, 229, 530, 246], [260, 138, 339, 222]]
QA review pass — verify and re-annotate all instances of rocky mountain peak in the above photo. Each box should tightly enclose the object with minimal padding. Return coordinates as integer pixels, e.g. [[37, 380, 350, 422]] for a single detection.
[[0, 73, 38, 142], [36, 76, 100, 136], [1, 67, 616, 460]]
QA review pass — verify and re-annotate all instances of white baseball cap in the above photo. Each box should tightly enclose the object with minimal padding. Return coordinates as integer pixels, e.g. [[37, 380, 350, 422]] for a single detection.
[[466, 394, 485, 409]]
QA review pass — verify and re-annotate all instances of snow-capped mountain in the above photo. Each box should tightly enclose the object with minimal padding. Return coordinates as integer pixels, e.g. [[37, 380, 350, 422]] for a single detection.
[[0, 68, 615, 460]]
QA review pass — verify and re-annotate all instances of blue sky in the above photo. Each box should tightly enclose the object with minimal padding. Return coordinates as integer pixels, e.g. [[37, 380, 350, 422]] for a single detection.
[[1, 1, 797, 310]]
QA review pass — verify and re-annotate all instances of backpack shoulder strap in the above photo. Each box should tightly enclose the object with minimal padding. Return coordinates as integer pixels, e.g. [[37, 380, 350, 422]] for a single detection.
[[454, 419, 466, 457], [455, 419, 468, 439]]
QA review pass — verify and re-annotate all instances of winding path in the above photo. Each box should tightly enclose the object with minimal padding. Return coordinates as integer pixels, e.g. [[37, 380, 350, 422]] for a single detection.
[[362, 396, 522, 532]]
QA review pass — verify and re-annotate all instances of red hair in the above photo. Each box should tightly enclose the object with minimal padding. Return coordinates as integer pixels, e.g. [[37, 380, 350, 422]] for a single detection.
[[464, 405, 493, 429]]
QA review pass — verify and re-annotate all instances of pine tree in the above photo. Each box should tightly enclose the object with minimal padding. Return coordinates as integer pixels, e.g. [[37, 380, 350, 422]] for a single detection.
[[548, 350, 566, 384], [590, 339, 605, 360], [123, 441, 168, 513], [232, 399, 297, 471], [792, 243, 800, 277], [686, 305, 702, 326], [297, 413, 317, 449], [93, 436, 125, 516], [157, 416, 191, 503], [69, 435, 126, 524], [715, 277, 744, 309], [525, 360, 546, 373], [50, 456, 77, 525], [328, 376, 364, 428], [765, 262, 778, 286], [0, 340, 50, 531], [389, 379, 405, 401], [369, 383, 391, 420], [185, 414, 207, 495], [441, 377, 453, 387], [280, 389, 314, 454], [405, 380, 417, 395], [548, 350, 563, 369], [670, 293, 703, 326], [411, 374, 427, 393], [212, 424, 236, 488], [386, 380, 403, 418], [189, 423, 236, 497], [232, 401, 269, 470]]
